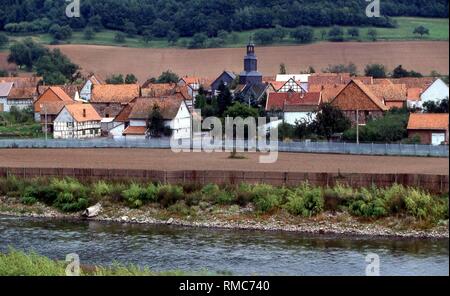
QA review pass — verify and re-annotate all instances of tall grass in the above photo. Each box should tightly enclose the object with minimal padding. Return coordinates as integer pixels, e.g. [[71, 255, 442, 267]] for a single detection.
[[0, 176, 447, 224]]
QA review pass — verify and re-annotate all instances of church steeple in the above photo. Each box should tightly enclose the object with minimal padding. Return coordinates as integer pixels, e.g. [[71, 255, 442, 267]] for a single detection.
[[239, 38, 262, 85]]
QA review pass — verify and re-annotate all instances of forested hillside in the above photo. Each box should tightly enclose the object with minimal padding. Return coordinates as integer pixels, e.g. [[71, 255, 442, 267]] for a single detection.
[[1, 0, 448, 38]]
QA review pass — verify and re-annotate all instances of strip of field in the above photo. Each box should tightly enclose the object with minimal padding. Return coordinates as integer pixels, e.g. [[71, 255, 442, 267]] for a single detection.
[[0, 149, 447, 175], [46, 41, 449, 80]]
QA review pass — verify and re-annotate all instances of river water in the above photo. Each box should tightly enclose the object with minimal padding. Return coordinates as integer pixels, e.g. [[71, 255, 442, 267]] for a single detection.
[[0, 216, 448, 276]]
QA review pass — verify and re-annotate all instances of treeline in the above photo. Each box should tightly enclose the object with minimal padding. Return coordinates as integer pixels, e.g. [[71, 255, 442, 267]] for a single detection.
[[1, 0, 448, 38]]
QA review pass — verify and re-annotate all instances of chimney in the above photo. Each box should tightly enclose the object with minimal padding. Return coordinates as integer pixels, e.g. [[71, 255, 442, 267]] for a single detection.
[[83, 108, 86, 118]]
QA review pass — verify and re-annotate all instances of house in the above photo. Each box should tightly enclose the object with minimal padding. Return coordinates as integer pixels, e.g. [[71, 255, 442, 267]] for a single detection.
[[368, 84, 407, 109], [123, 97, 191, 140], [420, 78, 449, 105], [309, 73, 373, 86], [38, 85, 82, 101], [407, 113, 449, 145], [53, 104, 102, 139], [6, 87, 38, 110], [178, 76, 210, 99], [34, 86, 74, 121], [330, 80, 388, 125], [79, 74, 103, 101], [0, 76, 42, 88], [275, 74, 309, 91], [90, 84, 140, 118], [210, 71, 236, 95], [269, 78, 307, 93], [309, 84, 345, 103], [266, 92, 322, 124], [0, 82, 14, 112], [39, 101, 80, 133]]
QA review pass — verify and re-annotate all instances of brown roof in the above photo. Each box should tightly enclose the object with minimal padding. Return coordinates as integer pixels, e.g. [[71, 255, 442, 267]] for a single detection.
[[368, 84, 407, 102], [129, 97, 184, 120], [266, 92, 321, 111], [41, 101, 80, 115], [407, 88, 423, 101], [0, 76, 42, 88], [114, 103, 134, 122], [309, 74, 373, 85], [44, 87, 74, 102], [407, 113, 449, 130], [331, 80, 389, 111], [373, 78, 394, 85], [64, 104, 102, 122], [390, 77, 435, 89], [7, 87, 38, 100], [91, 84, 140, 103], [141, 83, 177, 97], [123, 126, 148, 135], [309, 84, 346, 103], [38, 85, 81, 99]]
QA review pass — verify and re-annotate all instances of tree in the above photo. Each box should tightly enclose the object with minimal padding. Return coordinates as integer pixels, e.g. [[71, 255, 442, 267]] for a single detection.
[[290, 26, 314, 44], [148, 104, 165, 138], [311, 103, 351, 140], [216, 82, 233, 116], [347, 28, 360, 38], [142, 30, 152, 44], [273, 25, 287, 42], [88, 15, 103, 32], [0, 33, 9, 48], [324, 63, 358, 76], [320, 30, 327, 40], [8, 38, 47, 70], [253, 30, 275, 45], [83, 27, 95, 40], [48, 24, 72, 41], [367, 29, 378, 41], [279, 63, 287, 74], [114, 32, 126, 43], [327, 26, 344, 42], [157, 70, 179, 83], [124, 21, 137, 37], [188, 33, 207, 49], [423, 99, 449, 113], [413, 25, 430, 38], [125, 74, 138, 84], [391, 65, 423, 78], [364, 64, 387, 78], [34, 49, 80, 84], [106, 74, 125, 84], [167, 31, 179, 45], [223, 102, 259, 118]]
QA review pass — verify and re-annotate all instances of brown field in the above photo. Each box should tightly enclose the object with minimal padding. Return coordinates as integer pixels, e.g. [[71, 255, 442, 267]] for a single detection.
[[47, 41, 450, 81], [0, 149, 447, 175]]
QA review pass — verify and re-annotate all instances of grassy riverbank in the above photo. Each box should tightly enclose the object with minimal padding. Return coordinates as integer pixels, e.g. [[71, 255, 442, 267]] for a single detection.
[[0, 176, 448, 237], [0, 249, 201, 276]]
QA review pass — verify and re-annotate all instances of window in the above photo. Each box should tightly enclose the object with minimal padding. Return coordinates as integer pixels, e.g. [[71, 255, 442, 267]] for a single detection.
[[90, 129, 94, 134], [82, 130, 86, 136]]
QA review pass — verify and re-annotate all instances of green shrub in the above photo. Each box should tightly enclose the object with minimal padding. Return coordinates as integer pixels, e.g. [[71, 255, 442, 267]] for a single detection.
[[332, 183, 356, 205], [92, 181, 112, 200], [348, 188, 387, 218], [157, 184, 184, 208], [383, 184, 407, 214], [302, 189, 325, 216], [168, 202, 192, 216], [215, 191, 235, 205], [122, 183, 146, 208], [323, 189, 342, 211], [185, 192, 202, 207], [254, 194, 280, 213], [201, 184, 220, 201], [144, 183, 158, 202], [20, 195, 38, 205], [284, 184, 324, 217], [0, 176, 24, 195], [404, 188, 444, 221], [50, 178, 89, 212]]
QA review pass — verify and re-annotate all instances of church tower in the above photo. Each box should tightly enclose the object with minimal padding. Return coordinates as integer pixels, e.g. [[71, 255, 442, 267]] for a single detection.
[[239, 40, 263, 85]]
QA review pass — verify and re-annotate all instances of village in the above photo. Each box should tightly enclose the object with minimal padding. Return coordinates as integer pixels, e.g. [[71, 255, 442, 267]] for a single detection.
[[0, 42, 449, 147]]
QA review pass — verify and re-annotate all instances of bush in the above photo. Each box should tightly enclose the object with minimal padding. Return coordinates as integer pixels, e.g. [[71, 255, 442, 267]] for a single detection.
[[21, 195, 38, 205], [0, 176, 24, 195], [201, 184, 221, 202], [404, 188, 444, 221], [92, 181, 112, 200], [254, 194, 280, 213], [215, 191, 235, 205], [157, 184, 184, 208], [122, 183, 146, 208], [50, 178, 89, 212], [168, 202, 192, 216], [284, 184, 324, 217], [348, 188, 387, 218]]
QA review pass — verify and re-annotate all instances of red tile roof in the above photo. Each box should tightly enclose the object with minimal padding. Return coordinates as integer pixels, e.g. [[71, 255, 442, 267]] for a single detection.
[[129, 97, 184, 120], [123, 126, 148, 135], [64, 104, 102, 122], [407, 88, 423, 101], [309, 84, 346, 103], [266, 92, 321, 111], [91, 84, 140, 103], [49, 87, 74, 102], [7, 87, 38, 100], [407, 113, 449, 130], [368, 84, 407, 102]]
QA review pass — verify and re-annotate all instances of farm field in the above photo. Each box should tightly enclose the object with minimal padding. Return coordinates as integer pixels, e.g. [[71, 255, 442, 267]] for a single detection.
[[41, 41, 450, 81], [0, 149, 448, 175], [1, 17, 448, 49]]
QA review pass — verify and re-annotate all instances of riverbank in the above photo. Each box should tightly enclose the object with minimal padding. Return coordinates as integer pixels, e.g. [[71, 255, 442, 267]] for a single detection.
[[1, 196, 448, 239]]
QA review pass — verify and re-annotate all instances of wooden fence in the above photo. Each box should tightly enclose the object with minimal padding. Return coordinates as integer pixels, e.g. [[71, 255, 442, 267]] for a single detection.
[[0, 167, 448, 193]]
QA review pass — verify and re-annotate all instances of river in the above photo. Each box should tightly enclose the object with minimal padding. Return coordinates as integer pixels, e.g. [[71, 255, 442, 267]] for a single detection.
[[0, 216, 448, 276]]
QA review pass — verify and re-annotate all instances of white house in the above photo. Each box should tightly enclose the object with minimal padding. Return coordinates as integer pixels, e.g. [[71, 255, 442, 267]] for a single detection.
[[53, 104, 102, 139], [122, 97, 191, 140], [79, 75, 103, 101], [421, 78, 449, 104], [276, 74, 310, 91], [0, 82, 14, 112]]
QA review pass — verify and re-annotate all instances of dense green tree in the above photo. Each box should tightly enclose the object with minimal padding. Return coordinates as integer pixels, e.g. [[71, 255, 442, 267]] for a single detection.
[[148, 104, 165, 137], [364, 64, 387, 78], [124, 21, 137, 37], [423, 99, 449, 113], [48, 24, 72, 41], [290, 26, 314, 44], [125, 74, 138, 84], [157, 70, 179, 83], [188, 33, 207, 49], [391, 65, 423, 78], [0, 33, 9, 48], [88, 15, 103, 32], [311, 103, 351, 140], [347, 27, 360, 38], [35, 49, 80, 84], [7, 38, 46, 70], [367, 29, 378, 41], [83, 27, 95, 40], [327, 26, 344, 42], [413, 25, 430, 38], [223, 102, 259, 118], [324, 63, 358, 76], [142, 30, 152, 43], [216, 82, 233, 116], [106, 74, 125, 84]]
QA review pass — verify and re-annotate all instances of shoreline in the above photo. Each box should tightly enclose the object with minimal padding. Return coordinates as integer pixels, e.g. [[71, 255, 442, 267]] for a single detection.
[[1, 203, 448, 240]]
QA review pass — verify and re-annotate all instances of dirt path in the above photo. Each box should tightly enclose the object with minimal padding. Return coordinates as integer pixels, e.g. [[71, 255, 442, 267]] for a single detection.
[[48, 41, 449, 80], [0, 149, 447, 175]]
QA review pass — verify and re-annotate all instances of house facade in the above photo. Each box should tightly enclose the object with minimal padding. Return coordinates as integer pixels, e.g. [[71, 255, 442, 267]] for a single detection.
[[6, 87, 37, 111], [210, 71, 236, 95], [420, 78, 449, 104], [90, 84, 140, 118], [407, 113, 449, 145], [53, 104, 102, 139], [0, 82, 14, 112], [330, 80, 388, 125], [34, 87, 74, 121], [266, 92, 321, 124], [79, 75, 103, 101]]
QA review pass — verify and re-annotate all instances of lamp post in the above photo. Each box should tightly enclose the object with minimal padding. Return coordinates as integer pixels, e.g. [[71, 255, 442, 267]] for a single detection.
[[356, 109, 359, 145]]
